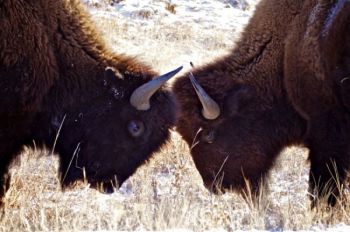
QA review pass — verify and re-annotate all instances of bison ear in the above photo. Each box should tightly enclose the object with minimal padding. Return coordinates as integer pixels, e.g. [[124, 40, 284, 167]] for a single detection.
[[102, 67, 124, 87], [104, 67, 116, 80], [104, 67, 123, 82], [224, 85, 255, 116]]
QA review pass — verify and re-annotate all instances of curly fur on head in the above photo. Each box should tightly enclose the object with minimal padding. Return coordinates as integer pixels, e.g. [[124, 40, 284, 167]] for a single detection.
[[0, 0, 178, 202], [174, 0, 350, 207]]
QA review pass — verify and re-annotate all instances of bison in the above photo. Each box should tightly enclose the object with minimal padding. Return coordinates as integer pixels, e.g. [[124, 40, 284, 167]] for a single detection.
[[0, 0, 182, 202], [173, 0, 350, 206]]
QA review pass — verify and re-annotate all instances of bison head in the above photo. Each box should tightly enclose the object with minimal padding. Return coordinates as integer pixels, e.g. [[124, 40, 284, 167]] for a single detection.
[[173, 68, 305, 193], [48, 66, 182, 193]]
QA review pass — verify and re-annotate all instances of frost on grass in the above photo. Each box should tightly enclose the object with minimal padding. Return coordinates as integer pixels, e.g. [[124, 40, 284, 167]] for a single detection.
[[85, 0, 256, 74], [2, 134, 349, 231]]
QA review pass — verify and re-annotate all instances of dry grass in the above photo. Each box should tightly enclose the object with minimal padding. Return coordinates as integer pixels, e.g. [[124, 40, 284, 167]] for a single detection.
[[91, 4, 246, 74], [1, 1, 350, 231], [165, 2, 176, 14], [1, 134, 349, 231]]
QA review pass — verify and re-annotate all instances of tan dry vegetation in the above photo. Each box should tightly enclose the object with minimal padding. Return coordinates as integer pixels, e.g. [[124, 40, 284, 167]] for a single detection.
[[165, 2, 176, 14], [92, 7, 245, 74], [2, 134, 349, 231], [1, 2, 350, 231]]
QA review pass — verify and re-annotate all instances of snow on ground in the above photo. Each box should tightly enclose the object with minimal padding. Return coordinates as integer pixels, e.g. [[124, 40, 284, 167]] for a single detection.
[[90, 0, 253, 30], [82, 0, 259, 73]]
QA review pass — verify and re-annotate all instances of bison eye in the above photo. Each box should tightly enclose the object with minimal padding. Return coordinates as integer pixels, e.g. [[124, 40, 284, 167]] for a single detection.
[[127, 120, 145, 138], [202, 130, 216, 144]]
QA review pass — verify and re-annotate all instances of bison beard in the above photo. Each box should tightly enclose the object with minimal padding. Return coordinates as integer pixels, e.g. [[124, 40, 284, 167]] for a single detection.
[[0, 0, 181, 202], [174, 0, 350, 207]]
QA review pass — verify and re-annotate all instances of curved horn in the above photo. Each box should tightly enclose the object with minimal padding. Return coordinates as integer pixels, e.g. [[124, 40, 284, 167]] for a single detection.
[[130, 66, 183, 110], [189, 72, 220, 120]]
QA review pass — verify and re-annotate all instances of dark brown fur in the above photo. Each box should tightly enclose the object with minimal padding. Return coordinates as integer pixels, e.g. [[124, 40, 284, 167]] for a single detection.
[[0, 0, 176, 202], [285, 0, 350, 205], [173, 0, 350, 206]]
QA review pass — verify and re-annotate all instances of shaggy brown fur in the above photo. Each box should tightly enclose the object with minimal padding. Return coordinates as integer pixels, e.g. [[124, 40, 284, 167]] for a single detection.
[[0, 0, 177, 203], [285, 0, 350, 206], [173, 0, 350, 206]]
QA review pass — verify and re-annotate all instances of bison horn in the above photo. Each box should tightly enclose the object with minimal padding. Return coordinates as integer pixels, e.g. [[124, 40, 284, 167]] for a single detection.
[[189, 72, 220, 120], [130, 66, 183, 110]]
